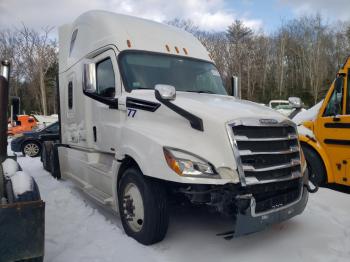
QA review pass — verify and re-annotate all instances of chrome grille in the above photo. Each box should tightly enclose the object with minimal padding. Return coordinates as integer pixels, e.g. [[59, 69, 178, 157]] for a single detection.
[[227, 119, 302, 186]]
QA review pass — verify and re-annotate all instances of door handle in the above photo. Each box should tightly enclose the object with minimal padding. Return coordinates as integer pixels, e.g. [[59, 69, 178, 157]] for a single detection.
[[333, 116, 341, 122], [93, 126, 97, 142]]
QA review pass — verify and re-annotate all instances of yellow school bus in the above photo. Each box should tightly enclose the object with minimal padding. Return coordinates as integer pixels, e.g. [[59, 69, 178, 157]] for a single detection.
[[300, 56, 350, 187]]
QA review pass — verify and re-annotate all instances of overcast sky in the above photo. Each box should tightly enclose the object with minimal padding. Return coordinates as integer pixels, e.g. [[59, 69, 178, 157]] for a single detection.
[[0, 0, 349, 34]]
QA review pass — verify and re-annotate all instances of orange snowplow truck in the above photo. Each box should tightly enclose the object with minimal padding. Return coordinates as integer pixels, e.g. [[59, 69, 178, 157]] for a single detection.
[[7, 115, 37, 136], [300, 56, 350, 187]]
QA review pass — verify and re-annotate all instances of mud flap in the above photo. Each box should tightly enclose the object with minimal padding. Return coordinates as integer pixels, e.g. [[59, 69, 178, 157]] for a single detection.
[[0, 200, 45, 261]]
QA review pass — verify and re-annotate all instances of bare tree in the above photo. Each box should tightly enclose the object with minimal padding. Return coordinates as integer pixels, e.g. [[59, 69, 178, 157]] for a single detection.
[[2, 15, 350, 114], [18, 25, 57, 115]]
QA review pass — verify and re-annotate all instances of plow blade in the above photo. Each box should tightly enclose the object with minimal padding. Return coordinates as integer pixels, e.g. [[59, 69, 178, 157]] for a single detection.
[[0, 200, 45, 261]]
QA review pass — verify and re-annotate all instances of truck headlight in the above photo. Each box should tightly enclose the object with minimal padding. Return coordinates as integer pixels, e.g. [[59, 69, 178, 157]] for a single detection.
[[163, 147, 217, 177]]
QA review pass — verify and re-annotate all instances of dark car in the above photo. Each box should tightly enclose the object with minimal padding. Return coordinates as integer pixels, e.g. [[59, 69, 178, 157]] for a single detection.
[[11, 122, 59, 157]]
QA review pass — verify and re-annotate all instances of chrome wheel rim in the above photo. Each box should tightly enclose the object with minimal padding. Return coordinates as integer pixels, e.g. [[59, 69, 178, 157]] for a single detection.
[[23, 143, 39, 157], [122, 183, 144, 232]]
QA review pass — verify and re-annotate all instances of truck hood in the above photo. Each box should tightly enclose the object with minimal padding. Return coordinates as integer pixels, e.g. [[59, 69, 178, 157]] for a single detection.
[[120, 90, 295, 184], [129, 90, 286, 123]]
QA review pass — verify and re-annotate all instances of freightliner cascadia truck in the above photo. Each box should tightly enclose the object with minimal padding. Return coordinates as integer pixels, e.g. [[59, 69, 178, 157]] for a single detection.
[[44, 10, 310, 245]]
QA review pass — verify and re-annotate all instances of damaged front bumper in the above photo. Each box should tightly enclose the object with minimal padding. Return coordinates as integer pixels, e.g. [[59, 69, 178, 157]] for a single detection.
[[230, 185, 308, 238], [180, 171, 310, 239], [217, 173, 309, 239]]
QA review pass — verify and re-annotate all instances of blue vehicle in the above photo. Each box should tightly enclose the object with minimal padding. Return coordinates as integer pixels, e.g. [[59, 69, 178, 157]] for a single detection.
[[11, 122, 59, 157]]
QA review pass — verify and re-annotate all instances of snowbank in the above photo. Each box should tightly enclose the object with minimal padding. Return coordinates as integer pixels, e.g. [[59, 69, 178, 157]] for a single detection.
[[10, 171, 33, 198], [297, 125, 315, 139], [1, 158, 19, 178], [16, 155, 350, 262], [293, 100, 323, 125]]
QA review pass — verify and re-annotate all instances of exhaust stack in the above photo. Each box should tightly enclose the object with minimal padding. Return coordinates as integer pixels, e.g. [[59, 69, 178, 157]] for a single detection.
[[231, 76, 241, 99], [0, 60, 10, 162]]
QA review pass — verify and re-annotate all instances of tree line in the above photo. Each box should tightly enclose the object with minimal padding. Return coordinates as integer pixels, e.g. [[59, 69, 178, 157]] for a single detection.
[[0, 26, 57, 115], [170, 14, 350, 106], [1, 14, 349, 115]]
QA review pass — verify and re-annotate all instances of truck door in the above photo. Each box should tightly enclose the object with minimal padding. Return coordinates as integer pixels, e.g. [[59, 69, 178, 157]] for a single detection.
[[83, 49, 123, 195], [314, 72, 350, 186], [88, 49, 122, 154]]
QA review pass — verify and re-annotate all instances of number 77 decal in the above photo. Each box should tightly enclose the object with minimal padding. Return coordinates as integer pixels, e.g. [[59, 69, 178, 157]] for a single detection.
[[127, 108, 137, 117]]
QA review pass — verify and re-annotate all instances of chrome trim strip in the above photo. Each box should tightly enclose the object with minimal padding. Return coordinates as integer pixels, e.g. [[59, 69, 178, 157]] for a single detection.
[[226, 122, 247, 186], [234, 134, 298, 142], [229, 118, 297, 128], [242, 159, 301, 172], [245, 170, 302, 185], [239, 147, 299, 156]]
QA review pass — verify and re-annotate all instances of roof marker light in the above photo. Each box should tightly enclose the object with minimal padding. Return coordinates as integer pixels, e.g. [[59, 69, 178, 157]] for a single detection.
[[165, 44, 170, 52], [127, 40, 131, 48], [183, 48, 188, 55], [175, 46, 179, 54]]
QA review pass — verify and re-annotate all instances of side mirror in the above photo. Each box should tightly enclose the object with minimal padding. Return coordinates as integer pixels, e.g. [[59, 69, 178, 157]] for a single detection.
[[288, 97, 302, 109], [83, 63, 96, 93], [155, 84, 176, 100], [231, 76, 240, 99], [0, 60, 10, 80]]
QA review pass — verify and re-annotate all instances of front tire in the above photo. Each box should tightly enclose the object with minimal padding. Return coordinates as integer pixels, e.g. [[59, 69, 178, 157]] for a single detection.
[[22, 141, 41, 157], [118, 168, 169, 245]]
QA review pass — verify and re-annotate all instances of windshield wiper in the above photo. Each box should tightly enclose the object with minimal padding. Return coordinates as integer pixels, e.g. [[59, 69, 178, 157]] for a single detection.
[[185, 90, 215, 94], [135, 87, 153, 90], [198, 90, 215, 94]]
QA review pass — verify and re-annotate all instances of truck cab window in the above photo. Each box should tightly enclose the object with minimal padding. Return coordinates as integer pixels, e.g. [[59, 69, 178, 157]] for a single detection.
[[119, 52, 227, 95], [324, 77, 344, 117], [96, 58, 115, 98], [68, 81, 73, 109]]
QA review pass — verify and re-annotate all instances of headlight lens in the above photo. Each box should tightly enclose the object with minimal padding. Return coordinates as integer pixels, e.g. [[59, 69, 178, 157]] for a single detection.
[[163, 147, 217, 177]]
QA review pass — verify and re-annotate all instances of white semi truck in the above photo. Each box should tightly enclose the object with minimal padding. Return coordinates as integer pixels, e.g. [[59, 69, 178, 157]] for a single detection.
[[43, 10, 310, 245]]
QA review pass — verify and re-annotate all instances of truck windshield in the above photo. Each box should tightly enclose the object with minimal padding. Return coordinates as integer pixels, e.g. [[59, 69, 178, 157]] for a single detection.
[[119, 52, 227, 95]]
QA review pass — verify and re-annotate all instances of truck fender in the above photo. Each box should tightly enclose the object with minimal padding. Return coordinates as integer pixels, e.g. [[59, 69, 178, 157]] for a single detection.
[[299, 134, 334, 183], [112, 145, 152, 209], [117, 145, 151, 177]]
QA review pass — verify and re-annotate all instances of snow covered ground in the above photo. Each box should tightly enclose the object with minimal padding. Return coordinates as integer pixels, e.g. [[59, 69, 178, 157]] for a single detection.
[[16, 155, 350, 262]]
